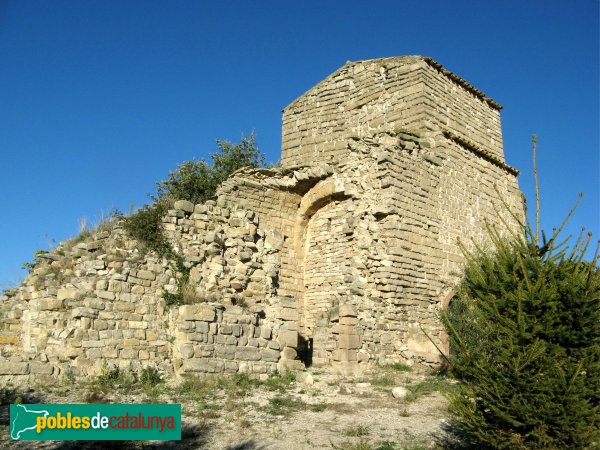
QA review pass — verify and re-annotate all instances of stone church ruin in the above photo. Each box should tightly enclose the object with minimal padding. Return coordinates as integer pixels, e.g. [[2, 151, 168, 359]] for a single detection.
[[0, 56, 522, 384]]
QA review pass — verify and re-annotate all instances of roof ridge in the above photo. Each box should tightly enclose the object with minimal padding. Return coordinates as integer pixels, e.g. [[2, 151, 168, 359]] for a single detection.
[[282, 55, 503, 112]]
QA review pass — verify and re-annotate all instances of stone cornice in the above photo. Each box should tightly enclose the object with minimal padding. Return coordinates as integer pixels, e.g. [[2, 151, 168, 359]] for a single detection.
[[443, 130, 519, 176], [423, 57, 503, 110]]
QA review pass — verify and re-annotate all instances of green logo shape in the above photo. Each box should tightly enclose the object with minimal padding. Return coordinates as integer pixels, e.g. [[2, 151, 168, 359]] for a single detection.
[[10, 404, 181, 441]]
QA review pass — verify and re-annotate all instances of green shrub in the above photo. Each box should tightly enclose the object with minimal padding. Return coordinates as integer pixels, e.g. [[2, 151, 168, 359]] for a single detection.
[[21, 249, 49, 272], [162, 256, 192, 306], [387, 362, 412, 372], [344, 424, 370, 437], [311, 402, 328, 412], [122, 134, 266, 306], [155, 133, 264, 204], [123, 133, 265, 255], [369, 374, 396, 387], [122, 202, 170, 257], [139, 367, 162, 387], [404, 376, 455, 402], [94, 366, 134, 391], [263, 371, 296, 392], [443, 216, 599, 448]]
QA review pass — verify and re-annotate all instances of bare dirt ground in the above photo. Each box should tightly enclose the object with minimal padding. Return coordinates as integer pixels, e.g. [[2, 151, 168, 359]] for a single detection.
[[1, 365, 456, 449]]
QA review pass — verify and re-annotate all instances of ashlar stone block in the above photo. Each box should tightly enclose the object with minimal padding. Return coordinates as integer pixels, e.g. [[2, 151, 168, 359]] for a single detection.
[[179, 305, 216, 322], [0, 361, 29, 375], [277, 330, 298, 348]]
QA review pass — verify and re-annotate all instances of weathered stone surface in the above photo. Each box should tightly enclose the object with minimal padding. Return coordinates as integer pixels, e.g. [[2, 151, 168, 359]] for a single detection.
[[260, 326, 272, 340], [392, 386, 409, 400], [40, 298, 65, 311], [281, 346, 297, 360], [72, 307, 98, 319], [120, 349, 139, 359], [0, 335, 19, 345], [57, 288, 78, 301], [183, 359, 223, 373], [97, 290, 115, 301], [339, 317, 358, 326], [179, 305, 216, 322], [338, 305, 357, 318], [174, 200, 194, 213], [137, 270, 156, 281], [277, 330, 297, 348], [30, 362, 54, 375], [261, 349, 280, 362], [235, 347, 261, 361], [333, 349, 358, 362], [277, 307, 298, 322], [0, 361, 29, 375], [338, 334, 361, 350], [264, 230, 284, 251]]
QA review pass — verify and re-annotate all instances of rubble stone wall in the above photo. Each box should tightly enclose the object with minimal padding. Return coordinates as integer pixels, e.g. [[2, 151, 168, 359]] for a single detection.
[[0, 200, 295, 385]]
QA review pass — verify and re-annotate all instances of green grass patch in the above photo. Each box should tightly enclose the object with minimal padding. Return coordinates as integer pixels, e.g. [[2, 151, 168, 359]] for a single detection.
[[344, 424, 370, 437], [386, 363, 412, 372], [311, 402, 328, 412], [404, 375, 455, 402], [369, 374, 396, 387], [263, 371, 296, 391], [89, 365, 166, 402], [266, 395, 304, 416], [93, 366, 135, 391]]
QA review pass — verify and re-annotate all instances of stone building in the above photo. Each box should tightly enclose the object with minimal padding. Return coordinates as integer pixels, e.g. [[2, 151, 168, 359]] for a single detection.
[[0, 56, 522, 384]]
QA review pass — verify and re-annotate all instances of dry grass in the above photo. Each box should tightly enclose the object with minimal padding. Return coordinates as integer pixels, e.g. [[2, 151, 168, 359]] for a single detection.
[[181, 282, 206, 304]]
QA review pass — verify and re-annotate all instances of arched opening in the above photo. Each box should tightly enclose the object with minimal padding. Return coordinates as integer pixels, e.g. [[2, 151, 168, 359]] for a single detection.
[[292, 177, 355, 367]]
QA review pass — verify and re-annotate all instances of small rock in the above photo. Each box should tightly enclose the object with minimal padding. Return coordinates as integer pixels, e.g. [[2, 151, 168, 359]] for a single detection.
[[296, 372, 314, 385], [392, 386, 408, 400], [174, 200, 194, 213], [37, 253, 60, 261], [339, 304, 357, 318], [338, 383, 353, 394]]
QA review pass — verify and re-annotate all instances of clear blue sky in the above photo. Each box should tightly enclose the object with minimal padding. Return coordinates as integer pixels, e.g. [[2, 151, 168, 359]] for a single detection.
[[1, 1, 598, 289]]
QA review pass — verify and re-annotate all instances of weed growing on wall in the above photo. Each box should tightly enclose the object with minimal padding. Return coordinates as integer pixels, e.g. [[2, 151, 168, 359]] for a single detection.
[[122, 201, 171, 257], [21, 249, 49, 273], [121, 133, 266, 305], [162, 256, 192, 306]]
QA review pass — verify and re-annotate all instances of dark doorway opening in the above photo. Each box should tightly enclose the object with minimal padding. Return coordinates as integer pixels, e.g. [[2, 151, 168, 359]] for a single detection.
[[297, 336, 313, 367]]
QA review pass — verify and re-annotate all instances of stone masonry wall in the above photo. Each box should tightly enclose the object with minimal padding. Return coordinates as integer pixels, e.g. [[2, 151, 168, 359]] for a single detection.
[[282, 56, 505, 168], [0, 200, 292, 385], [0, 55, 523, 384]]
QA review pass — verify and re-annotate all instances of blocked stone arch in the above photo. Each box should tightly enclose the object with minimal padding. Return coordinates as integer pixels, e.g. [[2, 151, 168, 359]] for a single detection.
[[293, 176, 354, 260], [291, 176, 358, 368], [439, 289, 456, 357]]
